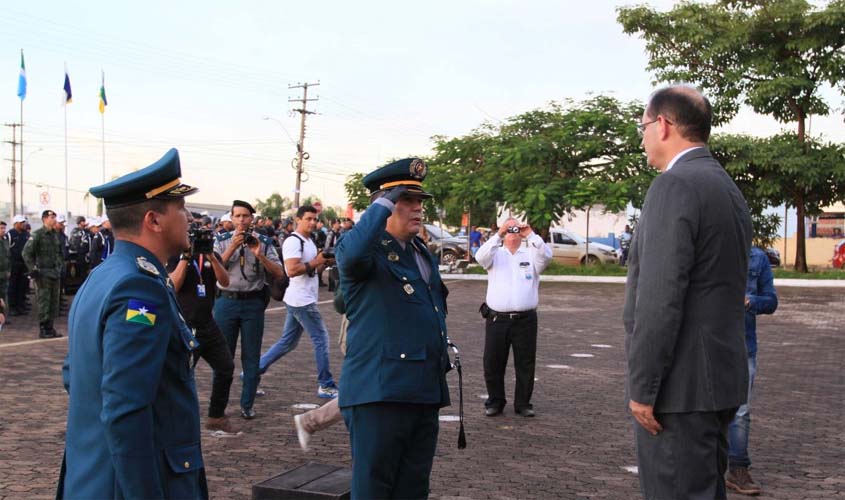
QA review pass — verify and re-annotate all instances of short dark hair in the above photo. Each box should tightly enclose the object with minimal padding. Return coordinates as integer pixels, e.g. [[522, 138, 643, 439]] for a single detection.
[[646, 86, 712, 143], [0, 221, 6, 226], [76, 216, 86, 225], [107, 199, 173, 236], [296, 205, 318, 218]]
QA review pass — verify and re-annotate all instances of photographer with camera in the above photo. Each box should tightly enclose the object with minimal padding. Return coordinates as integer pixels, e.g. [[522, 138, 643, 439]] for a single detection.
[[167, 219, 241, 435], [214, 200, 283, 420], [257, 205, 339, 399], [476, 218, 552, 418]]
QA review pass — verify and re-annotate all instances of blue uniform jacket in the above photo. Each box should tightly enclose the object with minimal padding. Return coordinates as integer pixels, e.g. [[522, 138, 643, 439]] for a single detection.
[[335, 202, 451, 409], [58, 240, 208, 500], [745, 246, 778, 357]]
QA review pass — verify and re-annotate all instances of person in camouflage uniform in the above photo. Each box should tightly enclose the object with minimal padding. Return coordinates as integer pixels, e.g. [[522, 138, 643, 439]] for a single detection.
[[23, 210, 64, 338], [0, 221, 10, 308]]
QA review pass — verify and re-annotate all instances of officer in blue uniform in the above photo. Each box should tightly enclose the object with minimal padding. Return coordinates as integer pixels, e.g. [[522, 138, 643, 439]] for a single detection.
[[58, 148, 209, 500], [336, 158, 451, 499]]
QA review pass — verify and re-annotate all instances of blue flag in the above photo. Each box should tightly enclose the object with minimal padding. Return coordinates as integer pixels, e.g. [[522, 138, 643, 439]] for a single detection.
[[63, 68, 72, 104], [16, 50, 26, 100]]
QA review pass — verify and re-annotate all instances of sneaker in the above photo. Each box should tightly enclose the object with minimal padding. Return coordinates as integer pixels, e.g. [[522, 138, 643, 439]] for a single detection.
[[726, 466, 762, 496], [240, 408, 256, 420], [317, 386, 338, 399], [256, 389, 266, 397], [206, 416, 242, 436], [294, 414, 312, 452]]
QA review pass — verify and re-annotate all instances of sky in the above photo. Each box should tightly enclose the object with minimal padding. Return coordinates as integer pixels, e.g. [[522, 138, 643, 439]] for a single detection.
[[1, 0, 843, 221]]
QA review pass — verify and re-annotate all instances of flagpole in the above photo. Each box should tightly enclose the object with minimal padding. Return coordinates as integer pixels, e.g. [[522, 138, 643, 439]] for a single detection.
[[19, 98, 24, 214], [64, 92, 69, 218]]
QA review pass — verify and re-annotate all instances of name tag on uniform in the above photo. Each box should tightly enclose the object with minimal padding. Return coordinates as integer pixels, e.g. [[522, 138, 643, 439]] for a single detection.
[[520, 262, 532, 280], [197, 284, 207, 297]]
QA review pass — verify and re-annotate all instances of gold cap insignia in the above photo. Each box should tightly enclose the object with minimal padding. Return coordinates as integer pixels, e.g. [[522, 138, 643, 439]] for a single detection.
[[409, 158, 427, 179]]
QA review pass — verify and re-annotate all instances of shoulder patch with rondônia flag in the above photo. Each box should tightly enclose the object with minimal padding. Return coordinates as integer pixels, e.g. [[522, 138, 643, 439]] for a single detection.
[[125, 299, 158, 326]]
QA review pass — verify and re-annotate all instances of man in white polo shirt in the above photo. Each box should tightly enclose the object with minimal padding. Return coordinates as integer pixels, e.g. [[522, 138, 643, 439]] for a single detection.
[[475, 218, 552, 418], [257, 205, 338, 398]]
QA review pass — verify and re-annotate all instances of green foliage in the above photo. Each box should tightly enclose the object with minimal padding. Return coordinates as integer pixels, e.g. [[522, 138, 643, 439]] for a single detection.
[[344, 172, 371, 212], [617, 0, 845, 271], [254, 192, 292, 220], [711, 132, 845, 248], [425, 96, 650, 234]]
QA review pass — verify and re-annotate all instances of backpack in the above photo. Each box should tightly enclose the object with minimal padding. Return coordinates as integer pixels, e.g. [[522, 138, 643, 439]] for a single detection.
[[266, 233, 305, 302]]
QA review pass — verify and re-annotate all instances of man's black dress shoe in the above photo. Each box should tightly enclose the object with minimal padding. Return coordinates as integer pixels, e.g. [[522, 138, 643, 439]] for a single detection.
[[516, 408, 535, 417], [485, 407, 503, 417]]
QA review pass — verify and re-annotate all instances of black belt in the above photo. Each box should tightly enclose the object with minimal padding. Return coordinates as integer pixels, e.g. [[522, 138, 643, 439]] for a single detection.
[[218, 290, 264, 300], [490, 308, 535, 321]]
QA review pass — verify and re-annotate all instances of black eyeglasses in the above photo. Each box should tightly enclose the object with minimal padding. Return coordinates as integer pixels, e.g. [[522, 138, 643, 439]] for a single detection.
[[636, 119, 658, 137]]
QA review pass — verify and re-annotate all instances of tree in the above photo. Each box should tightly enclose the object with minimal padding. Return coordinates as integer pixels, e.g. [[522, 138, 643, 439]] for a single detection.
[[426, 127, 502, 228], [491, 96, 648, 236], [618, 0, 845, 271], [344, 172, 371, 212], [254, 192, 292, 220], [712, 132, 845, 250]]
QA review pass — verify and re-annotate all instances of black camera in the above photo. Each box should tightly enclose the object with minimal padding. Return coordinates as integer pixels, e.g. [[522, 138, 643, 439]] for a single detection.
[[243, 224, 259, 247], [506, 226, 521, 233], [189, 225, 215, 255], [322, 247, 336, 259]]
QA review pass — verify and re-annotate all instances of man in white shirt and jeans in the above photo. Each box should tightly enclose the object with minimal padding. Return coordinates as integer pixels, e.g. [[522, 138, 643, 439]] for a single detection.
[[475, 218, 553, 418], [257, 205, 338, 398]]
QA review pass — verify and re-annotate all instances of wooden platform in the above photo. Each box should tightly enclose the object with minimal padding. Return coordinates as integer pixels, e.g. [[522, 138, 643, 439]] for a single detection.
[[252, 462, 351, 500]]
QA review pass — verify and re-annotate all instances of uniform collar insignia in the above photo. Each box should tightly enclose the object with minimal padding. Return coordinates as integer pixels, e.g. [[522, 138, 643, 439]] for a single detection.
[[388, 251, 400, 262], [136, 256, 161, 277], [381, 239, 392, 246]]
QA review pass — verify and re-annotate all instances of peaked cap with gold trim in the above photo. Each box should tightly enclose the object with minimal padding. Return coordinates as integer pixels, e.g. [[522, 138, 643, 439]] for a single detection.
[[89, 148, 198, 208], [363, 157, 432, 199]]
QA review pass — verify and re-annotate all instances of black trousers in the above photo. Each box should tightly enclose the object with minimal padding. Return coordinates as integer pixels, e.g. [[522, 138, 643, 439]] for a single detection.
[[190, 319, 235, 418], [8, 262, 28, 311], [634, 408, 737, 500], [483, 311, 537, 412]]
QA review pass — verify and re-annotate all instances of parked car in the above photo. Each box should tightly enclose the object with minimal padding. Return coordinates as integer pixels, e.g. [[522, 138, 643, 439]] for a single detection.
[[833, 239, 845, 269], [547, 228, 619, 265], [424, 224, 468, 265]]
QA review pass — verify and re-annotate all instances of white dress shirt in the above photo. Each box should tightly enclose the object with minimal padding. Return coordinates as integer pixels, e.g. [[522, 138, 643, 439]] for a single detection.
[[475, 232, 553, 312], [665, 146, 704, 171]]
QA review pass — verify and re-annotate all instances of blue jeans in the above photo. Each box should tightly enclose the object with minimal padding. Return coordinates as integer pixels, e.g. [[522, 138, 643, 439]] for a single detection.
[[259, 302, 336, 389], [728, 355, 757, 468], [213, 296, 265, 411]]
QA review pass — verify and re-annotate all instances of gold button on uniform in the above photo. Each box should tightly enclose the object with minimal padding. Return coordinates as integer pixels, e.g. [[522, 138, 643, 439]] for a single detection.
[[189, 340, 195, 348], [183, 461, 190, 469]]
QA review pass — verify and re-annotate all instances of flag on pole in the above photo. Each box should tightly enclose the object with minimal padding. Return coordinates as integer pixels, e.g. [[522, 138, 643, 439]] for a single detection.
[[16, 50, 26, 100], [63, 66, 72, 104], [99, 71, 107, 114]]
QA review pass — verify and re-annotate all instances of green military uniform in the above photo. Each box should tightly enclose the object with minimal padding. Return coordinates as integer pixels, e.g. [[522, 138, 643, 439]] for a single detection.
[[23, 217, 63, 336], [0, 232, 10, 307]]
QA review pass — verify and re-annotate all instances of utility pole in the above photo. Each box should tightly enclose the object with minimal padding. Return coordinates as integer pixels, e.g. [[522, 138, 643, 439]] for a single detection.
[[4, 123, 20, 220], [288, 81, 319, 208]]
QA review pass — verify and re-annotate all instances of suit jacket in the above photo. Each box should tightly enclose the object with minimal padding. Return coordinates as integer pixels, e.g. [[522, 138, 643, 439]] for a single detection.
[[335, 201, 451, 409], [58, 240, 207, 499], [624, 148, 752, 413]]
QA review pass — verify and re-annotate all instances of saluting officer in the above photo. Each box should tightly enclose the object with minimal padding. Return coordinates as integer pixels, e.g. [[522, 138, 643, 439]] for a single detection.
[[58, 148, 208, 499], [22, 210, 63, 338], [335, 158, 451, 499], [213, 200, 283, 419]]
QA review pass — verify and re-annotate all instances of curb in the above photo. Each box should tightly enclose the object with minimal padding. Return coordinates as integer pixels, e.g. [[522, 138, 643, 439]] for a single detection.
[[441, 274, 845, 288]]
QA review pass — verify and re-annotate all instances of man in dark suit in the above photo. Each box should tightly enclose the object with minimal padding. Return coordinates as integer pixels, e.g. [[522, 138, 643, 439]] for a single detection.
[[624, 85, 752, 500], [335, 158, 451, 499]]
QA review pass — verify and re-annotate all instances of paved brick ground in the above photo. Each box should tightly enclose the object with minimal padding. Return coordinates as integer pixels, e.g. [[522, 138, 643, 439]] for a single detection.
[[0, 282, 842, 499]]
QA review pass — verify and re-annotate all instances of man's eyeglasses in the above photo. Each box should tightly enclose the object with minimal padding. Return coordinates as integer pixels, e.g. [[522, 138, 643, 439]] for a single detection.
[[636, 119, 659, 137]]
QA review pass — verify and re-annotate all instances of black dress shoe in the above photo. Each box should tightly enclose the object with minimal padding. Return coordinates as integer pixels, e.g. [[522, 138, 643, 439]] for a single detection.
[[485, 407, 503, 417], [515, 408, 535, 417]]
